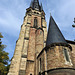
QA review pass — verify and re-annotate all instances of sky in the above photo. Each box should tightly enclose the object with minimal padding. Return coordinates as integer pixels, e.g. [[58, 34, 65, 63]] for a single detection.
[[0, 0, 75, 61]]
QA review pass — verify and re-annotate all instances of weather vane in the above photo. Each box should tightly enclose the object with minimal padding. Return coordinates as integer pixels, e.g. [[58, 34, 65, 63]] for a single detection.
[[72, 18, 75, 27]]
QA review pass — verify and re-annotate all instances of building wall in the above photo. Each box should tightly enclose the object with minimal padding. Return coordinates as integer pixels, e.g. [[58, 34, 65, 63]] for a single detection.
[[25, 8, 47, 75], [8, 15, 29, 75], [35, 29, 44, 56], [37, 50, 45, 74], [42, 13, 47, 47], [69, 44, 75, 68], [37, 45, 75, 75], [19, 14, 31, 75], [47, 46, 73, 70], [35, 29, 44, 75]]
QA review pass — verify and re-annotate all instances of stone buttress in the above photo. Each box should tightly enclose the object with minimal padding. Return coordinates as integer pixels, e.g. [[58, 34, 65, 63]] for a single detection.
[[8, 0, 47, 75]]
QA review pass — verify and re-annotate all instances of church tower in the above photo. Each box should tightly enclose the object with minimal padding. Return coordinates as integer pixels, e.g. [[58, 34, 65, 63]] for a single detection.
[[8, 0, 75, 75], [8, 0, 47, 75]]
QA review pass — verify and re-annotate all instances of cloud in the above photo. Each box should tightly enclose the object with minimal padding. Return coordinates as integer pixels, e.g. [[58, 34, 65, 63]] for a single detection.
[[0, 0, 29, 60], [0, 11, 21, 37], [0, 0, 29, 37], [45, 0, 75, 41]]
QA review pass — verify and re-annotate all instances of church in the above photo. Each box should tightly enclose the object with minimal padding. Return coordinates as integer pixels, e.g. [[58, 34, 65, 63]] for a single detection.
[[8, 0, 75, 75]]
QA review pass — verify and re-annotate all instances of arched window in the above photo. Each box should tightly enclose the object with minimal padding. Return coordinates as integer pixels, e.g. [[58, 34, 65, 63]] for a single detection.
[[34, 18, 38, 28], [63, 48, 70, 62]]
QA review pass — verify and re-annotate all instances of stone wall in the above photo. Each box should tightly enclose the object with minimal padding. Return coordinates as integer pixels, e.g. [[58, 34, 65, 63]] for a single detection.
[[70, 44, 75, 68], [8, 15, 28, 75], [42, 17, 47, 47], [37, 45, 75, 75], [19, 14, 31, 75], [47, 46, 73, 70], [35, 29, 44, 56], [37, 50, 45, 75]]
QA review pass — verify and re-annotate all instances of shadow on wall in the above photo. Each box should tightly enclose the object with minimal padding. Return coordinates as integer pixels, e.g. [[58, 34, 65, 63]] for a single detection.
[[47, 68, 75, 75]]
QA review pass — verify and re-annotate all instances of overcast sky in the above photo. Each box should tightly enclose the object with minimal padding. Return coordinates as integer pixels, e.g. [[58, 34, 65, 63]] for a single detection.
[[0, 0, 75, 61]]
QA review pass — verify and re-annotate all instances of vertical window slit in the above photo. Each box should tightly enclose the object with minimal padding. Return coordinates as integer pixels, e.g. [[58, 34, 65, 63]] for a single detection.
[[34, 18, 38, 28], [64, 49, 70, 62]]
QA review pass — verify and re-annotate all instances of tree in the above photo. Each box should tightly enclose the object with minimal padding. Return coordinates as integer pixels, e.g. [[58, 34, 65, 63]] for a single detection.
[[0, 33, 9, 75]]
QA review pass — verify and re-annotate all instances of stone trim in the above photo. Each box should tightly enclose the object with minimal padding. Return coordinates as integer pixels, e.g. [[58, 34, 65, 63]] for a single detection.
[[24, 37, 29, 40], [27, 22, 31, 24], [25, 25, 30, 27], [40, 68, 75, 75], [42, 26, 46, 28], [45, 43, 72, 51], [66, 40, 75, 44], [30, 26, 37, 28], [21, 55, 27, 58], [27, 60, 34, 62], [47, 68, 75, 73], [37, 43, 72, 59], [35, 28, 44, 34]]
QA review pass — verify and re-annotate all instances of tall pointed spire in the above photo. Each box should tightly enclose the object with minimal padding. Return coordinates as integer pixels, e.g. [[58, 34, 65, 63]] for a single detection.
[[33, 0, 39, 10], [46, 15, 67, 46], [30, 0, 43, 11]]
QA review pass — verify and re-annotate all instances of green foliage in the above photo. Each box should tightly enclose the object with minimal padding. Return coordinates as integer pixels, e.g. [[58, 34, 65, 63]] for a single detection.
[[0, 33, 10, 75], [0, 33, 3, 48]]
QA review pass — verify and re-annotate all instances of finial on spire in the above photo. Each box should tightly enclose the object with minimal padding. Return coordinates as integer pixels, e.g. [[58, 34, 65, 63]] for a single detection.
[[30, 0, 44, 12], [41, 3, 43, 11]]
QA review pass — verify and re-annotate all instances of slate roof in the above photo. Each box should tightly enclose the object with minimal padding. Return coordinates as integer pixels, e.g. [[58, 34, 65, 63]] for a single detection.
[[46, 16, 67, 46]]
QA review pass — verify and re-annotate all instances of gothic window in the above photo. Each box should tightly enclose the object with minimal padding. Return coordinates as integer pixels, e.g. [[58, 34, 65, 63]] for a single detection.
[[34, 18, 38, 28], [63, 48, 70, 62]]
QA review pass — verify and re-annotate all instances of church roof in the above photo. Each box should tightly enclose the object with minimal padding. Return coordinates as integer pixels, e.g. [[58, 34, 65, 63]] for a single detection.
[[46, 15, 67, 46], [30, 0, 43, 11]]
